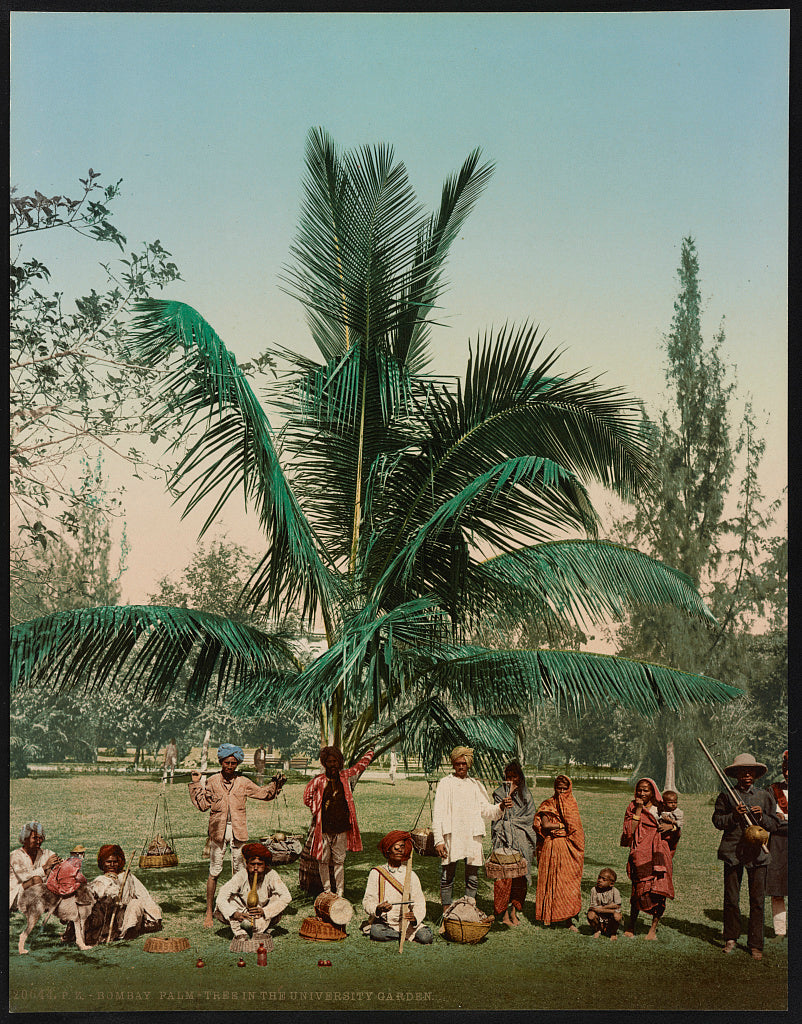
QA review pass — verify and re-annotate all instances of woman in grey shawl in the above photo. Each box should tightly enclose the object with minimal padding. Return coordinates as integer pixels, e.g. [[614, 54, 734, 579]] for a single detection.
[[491, 761, 538, 925]]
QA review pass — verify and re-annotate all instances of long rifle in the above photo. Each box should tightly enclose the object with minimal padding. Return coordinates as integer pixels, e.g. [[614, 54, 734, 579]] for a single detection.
[[697, 739, 769, 853]]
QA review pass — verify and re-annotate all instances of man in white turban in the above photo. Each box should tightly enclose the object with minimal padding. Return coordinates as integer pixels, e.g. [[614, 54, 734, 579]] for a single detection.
[[432, 747, 510, 909]]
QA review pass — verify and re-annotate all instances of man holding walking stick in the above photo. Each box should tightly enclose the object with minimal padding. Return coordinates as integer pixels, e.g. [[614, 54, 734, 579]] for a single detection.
[[711, 751, 779, 960]]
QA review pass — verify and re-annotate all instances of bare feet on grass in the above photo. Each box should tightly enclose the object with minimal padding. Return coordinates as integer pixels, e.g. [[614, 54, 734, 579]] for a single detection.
[[203, 914, 214, 928], [623, 931, 634, 938], [610, 934, 618, 941]]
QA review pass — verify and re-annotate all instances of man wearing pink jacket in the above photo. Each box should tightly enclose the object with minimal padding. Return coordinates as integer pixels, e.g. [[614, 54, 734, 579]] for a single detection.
[[190, 743, 285, 927], [303, 746, 374, 896]]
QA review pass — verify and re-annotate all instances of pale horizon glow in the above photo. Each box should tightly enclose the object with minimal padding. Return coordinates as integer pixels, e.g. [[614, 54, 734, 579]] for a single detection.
[[10, 12, 788, 617]]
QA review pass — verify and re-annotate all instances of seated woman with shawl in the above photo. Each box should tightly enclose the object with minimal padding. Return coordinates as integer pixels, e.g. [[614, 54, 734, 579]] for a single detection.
[[620, 778, 679, 940], [491, 761, 538, 926], [533, 774, 585, 930]]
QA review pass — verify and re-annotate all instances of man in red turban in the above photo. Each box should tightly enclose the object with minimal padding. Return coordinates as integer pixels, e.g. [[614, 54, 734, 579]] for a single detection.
[[214, 842, 291, 940], [361, 831, 432, 944], [88, 844, 162, 941]]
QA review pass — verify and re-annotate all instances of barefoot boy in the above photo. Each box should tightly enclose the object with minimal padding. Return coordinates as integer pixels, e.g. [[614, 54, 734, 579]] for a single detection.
[[586, 868, 622, 940]]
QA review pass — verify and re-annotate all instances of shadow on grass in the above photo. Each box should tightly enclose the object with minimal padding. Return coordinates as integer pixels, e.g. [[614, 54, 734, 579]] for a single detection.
[[656, 914, 722, 945]]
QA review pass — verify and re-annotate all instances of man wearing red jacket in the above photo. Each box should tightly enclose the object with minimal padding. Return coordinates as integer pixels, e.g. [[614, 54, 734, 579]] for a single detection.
[[303, 746, 374, 897]]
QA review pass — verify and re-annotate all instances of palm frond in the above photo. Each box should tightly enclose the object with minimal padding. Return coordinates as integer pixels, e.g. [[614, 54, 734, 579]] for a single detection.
[[10, 606, 300, 704], [425, 645, 741, 716], [130, 298, 334, 621], [471, 540, 718, 631], [354, 696, 519, 778]]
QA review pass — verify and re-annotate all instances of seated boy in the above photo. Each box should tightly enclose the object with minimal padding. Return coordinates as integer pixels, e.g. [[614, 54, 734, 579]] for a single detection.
[[214, 842, 291, 940], [586, 868, 622, 939], [362, 831, 433, 944]]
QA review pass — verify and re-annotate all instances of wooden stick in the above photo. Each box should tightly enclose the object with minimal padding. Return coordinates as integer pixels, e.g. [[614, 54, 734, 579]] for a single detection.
[[106, 850, 136, 944], [399, 849, 412, 954]]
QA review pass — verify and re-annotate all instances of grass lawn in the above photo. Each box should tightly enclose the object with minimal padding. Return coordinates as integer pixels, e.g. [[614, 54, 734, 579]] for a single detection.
[[9, 774, 787, 1012]]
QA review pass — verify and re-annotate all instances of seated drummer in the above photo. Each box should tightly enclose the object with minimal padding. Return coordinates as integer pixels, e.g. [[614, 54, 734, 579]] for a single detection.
[[88, 845, 162, 941], [214, 842, 291, 940], [361, 831, 433, 944]]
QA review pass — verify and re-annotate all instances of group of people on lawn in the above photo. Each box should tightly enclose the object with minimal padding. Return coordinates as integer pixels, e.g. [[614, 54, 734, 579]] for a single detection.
[[11, 743, 787, 956]]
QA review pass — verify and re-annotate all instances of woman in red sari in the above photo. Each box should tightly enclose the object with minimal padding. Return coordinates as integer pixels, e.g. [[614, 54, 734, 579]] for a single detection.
[[532, 774, 585, 929], [620, 777, 679, 939]]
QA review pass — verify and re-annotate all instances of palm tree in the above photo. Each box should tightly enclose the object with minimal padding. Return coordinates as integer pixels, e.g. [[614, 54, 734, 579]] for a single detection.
[[10, 128, 740, 776]]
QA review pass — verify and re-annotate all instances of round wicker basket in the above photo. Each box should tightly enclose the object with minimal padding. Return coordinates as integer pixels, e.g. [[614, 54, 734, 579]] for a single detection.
[[484, 849, 527, 879], [143, 936, 190, 953], [442, 917, 492, 944], [299, 916, 348, 941], [229, 934, 274, 953], [139, 852, 179, 869]]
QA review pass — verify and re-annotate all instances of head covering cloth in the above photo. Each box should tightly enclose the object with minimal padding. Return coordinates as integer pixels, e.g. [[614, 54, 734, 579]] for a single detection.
[[634, 777, 662, 803], [378, 830, 413, 860], [319, 745, 344, 769], [217, 743, 244, 763], [450, 746, 474, 768], [19, 821, 45, 845], [782, 749, 788, 766], [241, 842, 273, 863], [97, 844, 126, 870]]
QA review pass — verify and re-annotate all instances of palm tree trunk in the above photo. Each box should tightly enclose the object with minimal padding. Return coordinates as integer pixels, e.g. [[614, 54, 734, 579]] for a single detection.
[[664, 738, 676, 792]]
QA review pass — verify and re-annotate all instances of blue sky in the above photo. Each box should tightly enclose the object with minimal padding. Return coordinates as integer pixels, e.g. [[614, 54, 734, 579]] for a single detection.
[[11, 11, 789, 602]]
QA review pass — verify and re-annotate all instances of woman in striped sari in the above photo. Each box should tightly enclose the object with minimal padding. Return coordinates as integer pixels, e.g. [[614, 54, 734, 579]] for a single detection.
[[532, 774, 585, 929]]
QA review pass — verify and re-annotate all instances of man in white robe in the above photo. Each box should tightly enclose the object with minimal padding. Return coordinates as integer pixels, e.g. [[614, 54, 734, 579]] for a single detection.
[[433, 747, 510, 908], [214, 842, 292, 939]]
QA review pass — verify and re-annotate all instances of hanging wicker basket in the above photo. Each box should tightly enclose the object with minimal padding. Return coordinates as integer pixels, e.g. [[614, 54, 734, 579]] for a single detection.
[[139, 851, 179, 869], [410, 827, 438, 857], [484, 847, 527, 879]]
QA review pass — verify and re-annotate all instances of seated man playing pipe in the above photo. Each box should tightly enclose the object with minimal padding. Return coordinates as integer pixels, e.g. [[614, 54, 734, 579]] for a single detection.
[[214, 842, 292, 940]]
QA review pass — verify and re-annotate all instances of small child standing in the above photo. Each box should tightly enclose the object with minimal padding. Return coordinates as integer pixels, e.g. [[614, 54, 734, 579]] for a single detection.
[[658, 790, 684, 833], [586, 868, 623, 939]]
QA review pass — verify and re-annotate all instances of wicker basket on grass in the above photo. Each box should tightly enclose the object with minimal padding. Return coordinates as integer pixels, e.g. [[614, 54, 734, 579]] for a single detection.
[[229, 934, 274, 953], [143, 936, 189, 953], [298, 916, 347, 941], [442, 916, 492, 944]]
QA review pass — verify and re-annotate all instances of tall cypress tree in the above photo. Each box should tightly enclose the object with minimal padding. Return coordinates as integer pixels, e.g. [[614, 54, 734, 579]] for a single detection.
[[612, 237, 777, 790]]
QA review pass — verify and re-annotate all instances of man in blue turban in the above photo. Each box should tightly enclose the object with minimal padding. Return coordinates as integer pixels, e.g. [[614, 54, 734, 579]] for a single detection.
[[190, 741, 286, 927]]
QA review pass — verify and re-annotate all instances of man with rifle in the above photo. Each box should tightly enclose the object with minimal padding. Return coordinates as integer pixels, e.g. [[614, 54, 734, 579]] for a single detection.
[[711, 751, 779, 961]]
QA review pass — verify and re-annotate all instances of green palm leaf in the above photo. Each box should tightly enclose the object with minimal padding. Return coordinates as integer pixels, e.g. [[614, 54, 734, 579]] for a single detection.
[[130, 298, 334, 621], [471, 539, 717, 632], [424, 645, 741, 716], [10, 606, 299, 703]]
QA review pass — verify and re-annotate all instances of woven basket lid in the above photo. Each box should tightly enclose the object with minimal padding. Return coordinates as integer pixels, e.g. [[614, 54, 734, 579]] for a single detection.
[[143, 936, 190, 952]]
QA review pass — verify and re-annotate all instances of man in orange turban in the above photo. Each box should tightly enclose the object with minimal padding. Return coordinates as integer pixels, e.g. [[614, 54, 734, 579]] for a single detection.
[[361, 831, 432, 944], [88, 844, 162, 941]]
